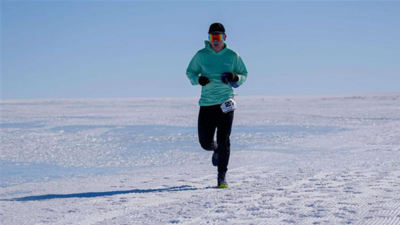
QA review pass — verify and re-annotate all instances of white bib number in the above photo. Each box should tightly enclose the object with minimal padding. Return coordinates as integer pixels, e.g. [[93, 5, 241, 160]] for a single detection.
[[220, 99, 236, 113]]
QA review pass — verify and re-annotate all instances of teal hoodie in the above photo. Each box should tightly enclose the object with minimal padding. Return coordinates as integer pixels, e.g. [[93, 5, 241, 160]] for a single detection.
[[186, 41, 248, 106]]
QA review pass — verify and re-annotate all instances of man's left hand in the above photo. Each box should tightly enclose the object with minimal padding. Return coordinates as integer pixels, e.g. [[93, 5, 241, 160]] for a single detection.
[[221, 72, 239, 84]]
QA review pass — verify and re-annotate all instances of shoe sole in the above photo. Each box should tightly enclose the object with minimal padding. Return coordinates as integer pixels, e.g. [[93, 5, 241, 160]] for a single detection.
[[212, 152, 218, 167]]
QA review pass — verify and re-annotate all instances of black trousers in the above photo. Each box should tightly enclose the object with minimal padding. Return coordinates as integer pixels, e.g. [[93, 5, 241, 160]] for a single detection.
[[198, 104, 234, 173]]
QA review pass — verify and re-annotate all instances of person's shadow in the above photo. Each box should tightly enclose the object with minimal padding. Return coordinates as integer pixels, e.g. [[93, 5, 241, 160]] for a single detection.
[[2, 185, 205, 202]]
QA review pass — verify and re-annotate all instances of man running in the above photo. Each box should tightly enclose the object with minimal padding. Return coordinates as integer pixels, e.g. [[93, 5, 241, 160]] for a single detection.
[[186, 22, 248, 188]]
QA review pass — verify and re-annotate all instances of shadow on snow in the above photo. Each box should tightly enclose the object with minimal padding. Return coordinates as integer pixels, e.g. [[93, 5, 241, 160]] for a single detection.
[[2, 185, 202, 202]]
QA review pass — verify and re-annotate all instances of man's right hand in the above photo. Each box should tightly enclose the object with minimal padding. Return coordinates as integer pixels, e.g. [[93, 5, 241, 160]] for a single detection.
[[198, 76, 210, 86]]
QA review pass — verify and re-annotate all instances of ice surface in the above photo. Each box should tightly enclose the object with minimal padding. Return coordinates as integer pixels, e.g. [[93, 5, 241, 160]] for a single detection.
[[1, 93, 399, 224], [0, 106, 343, 188]]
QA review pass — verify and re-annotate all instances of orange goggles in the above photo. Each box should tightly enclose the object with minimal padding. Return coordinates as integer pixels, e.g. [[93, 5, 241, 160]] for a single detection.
[[209, 34, 225, 41]]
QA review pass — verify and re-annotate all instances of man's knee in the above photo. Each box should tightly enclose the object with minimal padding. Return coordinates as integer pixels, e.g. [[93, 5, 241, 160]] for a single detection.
[[200, 141, 217, 151]]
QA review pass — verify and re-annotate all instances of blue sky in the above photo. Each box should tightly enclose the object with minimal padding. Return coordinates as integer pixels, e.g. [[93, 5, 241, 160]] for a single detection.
[[2, 0, 399, 99]]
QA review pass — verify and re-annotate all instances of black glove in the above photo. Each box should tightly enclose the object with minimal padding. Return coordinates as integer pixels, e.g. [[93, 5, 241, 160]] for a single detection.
[[198, 76, 210, 86], [225, 72, 239, 82]]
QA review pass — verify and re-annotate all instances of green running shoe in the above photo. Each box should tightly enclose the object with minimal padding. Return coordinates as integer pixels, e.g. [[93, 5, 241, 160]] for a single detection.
[[217, 172, 228, 188], [217, 183, 229, 189]]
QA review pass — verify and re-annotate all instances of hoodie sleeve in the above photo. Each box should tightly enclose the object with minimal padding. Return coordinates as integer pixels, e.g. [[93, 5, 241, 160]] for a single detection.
[[234, 55, 248, 86], [186, 52, 202, 86]]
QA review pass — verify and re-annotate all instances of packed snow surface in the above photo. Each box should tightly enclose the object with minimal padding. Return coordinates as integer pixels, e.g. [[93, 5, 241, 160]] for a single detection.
[[1, 93, 399, 224]]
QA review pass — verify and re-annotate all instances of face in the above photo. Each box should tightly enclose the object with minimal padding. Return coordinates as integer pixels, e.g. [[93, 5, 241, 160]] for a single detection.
[[209, 33, 227, 53]]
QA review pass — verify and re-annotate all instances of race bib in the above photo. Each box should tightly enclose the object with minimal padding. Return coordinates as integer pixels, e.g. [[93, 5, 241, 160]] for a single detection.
[[220, 99, 236, 113]]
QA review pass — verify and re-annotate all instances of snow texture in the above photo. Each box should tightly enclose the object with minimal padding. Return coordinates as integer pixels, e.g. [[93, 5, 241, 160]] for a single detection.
[[1, 93, 399, 224]]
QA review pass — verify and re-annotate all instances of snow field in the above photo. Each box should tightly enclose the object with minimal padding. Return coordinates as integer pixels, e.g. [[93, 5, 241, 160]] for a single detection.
[[1, 93, 399, 224]]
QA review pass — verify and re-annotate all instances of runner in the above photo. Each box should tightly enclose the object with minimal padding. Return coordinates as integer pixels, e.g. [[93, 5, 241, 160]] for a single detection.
[[186, 22, 248, 188]]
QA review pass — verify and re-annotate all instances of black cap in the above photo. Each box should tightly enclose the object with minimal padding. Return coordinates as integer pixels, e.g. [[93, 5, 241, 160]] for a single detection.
[[208, 23, 225, 34]]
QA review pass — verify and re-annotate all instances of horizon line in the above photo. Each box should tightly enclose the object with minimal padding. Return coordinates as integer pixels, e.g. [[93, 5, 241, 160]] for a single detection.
[[1, 91, 399, 101]]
